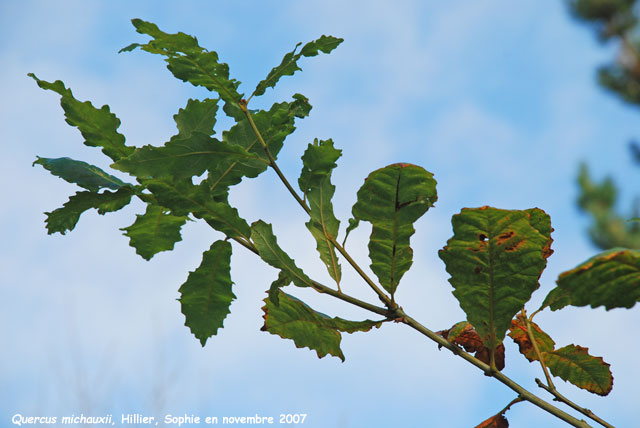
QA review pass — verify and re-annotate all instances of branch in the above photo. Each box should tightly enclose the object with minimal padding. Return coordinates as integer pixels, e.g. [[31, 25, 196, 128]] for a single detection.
[[395, 308, 593, 428], [535, 379, 615, 428], [239, 100, 393, 308]]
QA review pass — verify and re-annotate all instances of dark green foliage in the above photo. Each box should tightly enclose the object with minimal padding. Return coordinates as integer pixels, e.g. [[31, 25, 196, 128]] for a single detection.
[[543, 248, 640, 310], [32, 20, 638, 424], [251, 221, 313, 288], [261, 291, 382, 361], [252, 35, 343, 98], [45, 188, 134, 235], [28, 74, 134, 161], [122, 19, 243, 106], [179, 240, 235, 346], [121, 204, 188, 260], [439, 207, 551, 353], [299, 139, 342, 285], [351, 163, 437, 296]]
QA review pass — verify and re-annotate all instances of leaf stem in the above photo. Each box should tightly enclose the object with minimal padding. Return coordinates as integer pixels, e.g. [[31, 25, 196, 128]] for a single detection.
[[231, 235, 389, 317], [522, 309, 556, 390], [523, 311, 614, 428], [499, 396, 525, 416], [394, 308, 593, 428], [239, 100, 310, 214]]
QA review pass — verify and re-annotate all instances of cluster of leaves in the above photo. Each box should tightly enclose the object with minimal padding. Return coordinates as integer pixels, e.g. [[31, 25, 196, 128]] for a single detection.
[[33, 19, 640, 427], [567, 0, 640, 250]]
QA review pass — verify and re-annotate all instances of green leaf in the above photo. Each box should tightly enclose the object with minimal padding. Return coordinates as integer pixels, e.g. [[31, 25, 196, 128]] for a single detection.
[[34, 157, 128, 191], [174, 98, 219, 138], [299, 139, 342, 285], [207, 95, 312, 200], [121, 204, 188, 260], [45, 188, 134, 234], [438, 207, 552, 353], [112, 131, 263, 180], [28, 74, 134, 162], [179, 240, 234, 346], [342, 218, 360, 247], [144, 179, 251, 242], [268, 271, 292, 306], [125, 19, 242, 106], [539, 286, 572, 312], [543, 345, 613, 396], [507, 314, 555, 362], [251, 221, 313, 288], [352, 163, 437, 296], [261, 291, 382, 361], [543, 248, 640, 311], [252, 35, 343, 98]]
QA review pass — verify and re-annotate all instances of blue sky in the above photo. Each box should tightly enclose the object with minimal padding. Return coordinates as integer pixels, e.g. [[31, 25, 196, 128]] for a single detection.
[[2, 1, 639, 427]]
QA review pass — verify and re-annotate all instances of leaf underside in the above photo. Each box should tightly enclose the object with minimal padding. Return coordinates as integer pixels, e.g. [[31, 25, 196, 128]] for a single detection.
[[299, 138, 342, 285], [352, 163, 437, 296], [251, 220, 313, 288], [179, 240, 235, 346], [438, 207, 552, 353], [121, 204, 188, 260], [34, 157, 127, 192], [261, 291, 382, 361]]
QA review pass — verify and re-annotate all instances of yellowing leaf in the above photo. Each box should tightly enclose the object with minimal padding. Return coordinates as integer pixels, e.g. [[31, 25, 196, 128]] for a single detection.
[[543, 345, 613, 396]]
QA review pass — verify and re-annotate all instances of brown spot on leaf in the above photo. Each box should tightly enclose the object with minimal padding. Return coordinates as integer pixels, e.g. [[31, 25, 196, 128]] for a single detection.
[[474, 266, 483, 274], [497, 230, 514, 243], [479, 233, 487, 242]]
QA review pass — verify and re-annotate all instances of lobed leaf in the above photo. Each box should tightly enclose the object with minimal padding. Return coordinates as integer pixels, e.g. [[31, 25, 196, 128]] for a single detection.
[[179, 240, 235, 346], [507, 314, 555, 362], [121, 204, 188, 260], [299, 139, 342, 285], [28, 74, 134, 162], [174, 98, 219, 138], [34, 156, 128, 192], [207, 95, 311, 201], [542, 248, 640, 311], [436, 321, 505, 370], [45, 188, 134, 235], [352, 163, 437, 296], [543, 345, 613, 396], [438, 207, 551, 353], [475, 414, 509, 428], [261, 291, 382, 361], [112, 131, 263, 181], [252, 35, 343, 98], [144, 179, 251, 242], [251, 221, 313, 288], [124, 19, 242, 106]]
